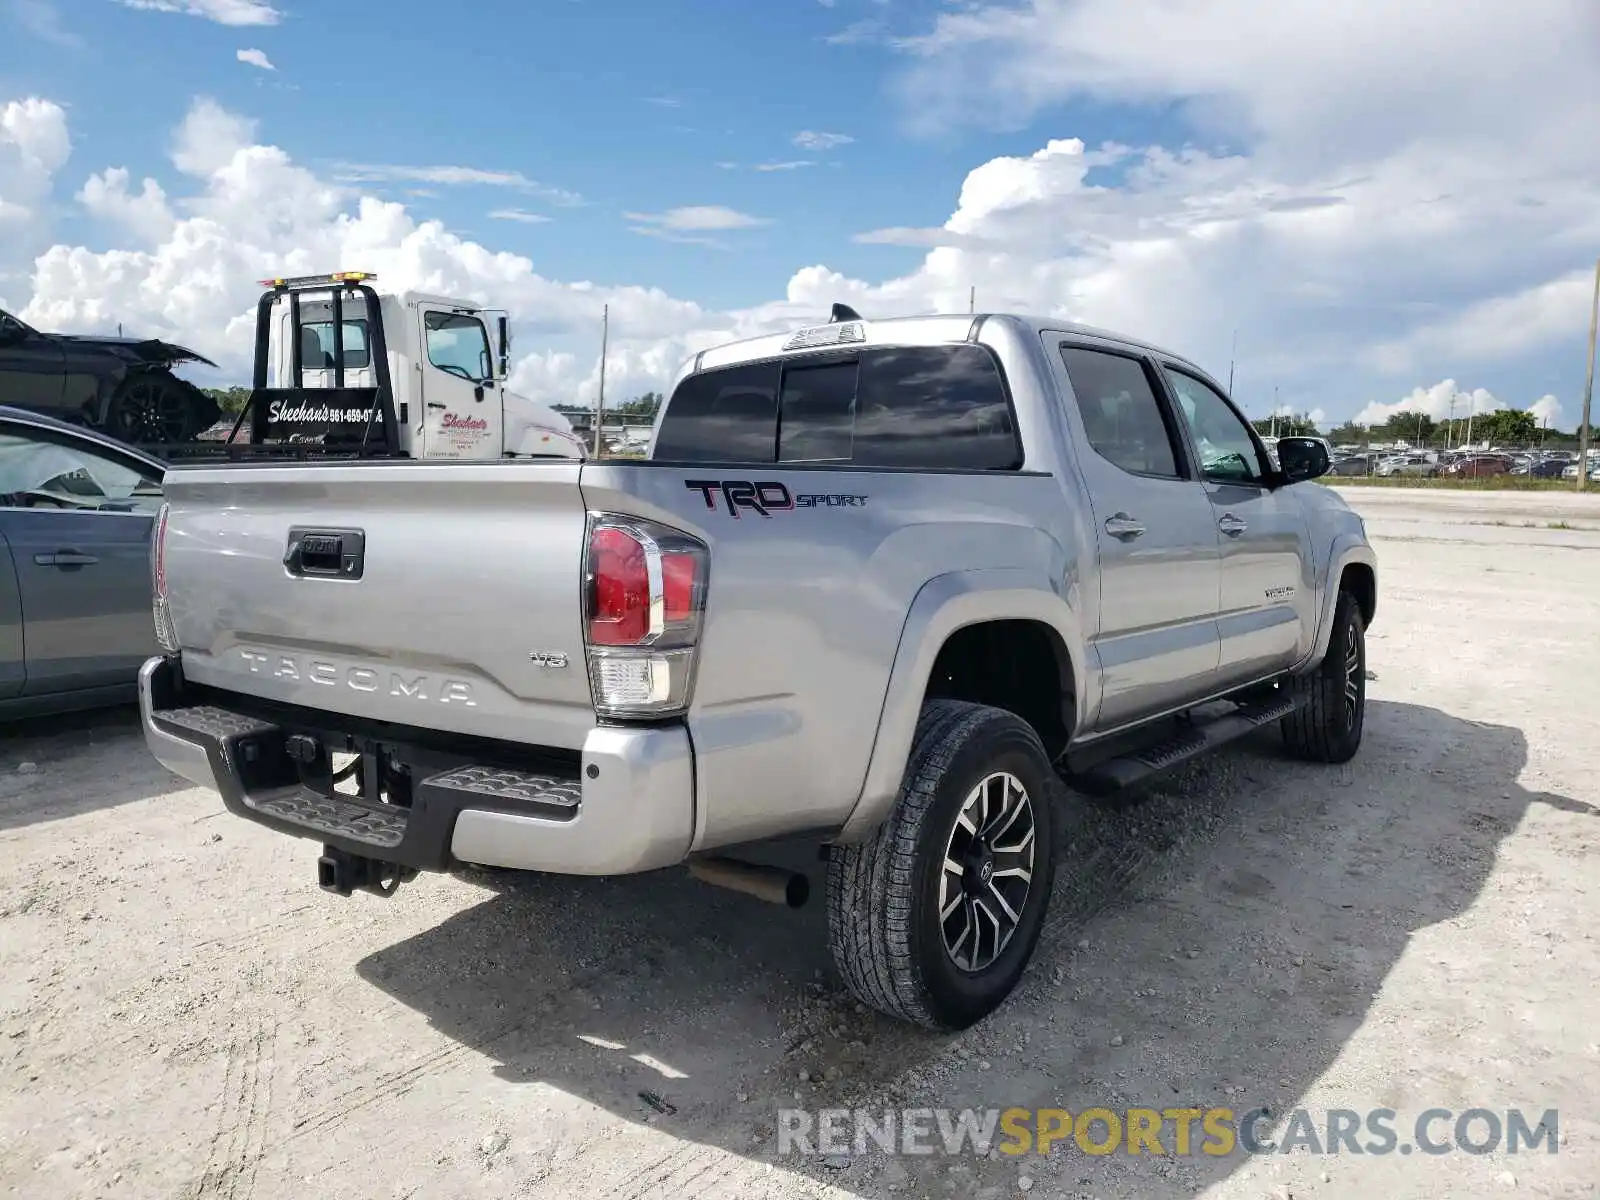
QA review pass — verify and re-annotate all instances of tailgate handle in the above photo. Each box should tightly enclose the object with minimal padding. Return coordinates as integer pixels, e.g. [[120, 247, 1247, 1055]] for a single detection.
[[284, 527, 366, 580]]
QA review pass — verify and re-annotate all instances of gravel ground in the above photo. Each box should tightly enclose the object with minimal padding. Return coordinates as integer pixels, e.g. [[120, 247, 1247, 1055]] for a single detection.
[[1, 489, 1597, 1200]]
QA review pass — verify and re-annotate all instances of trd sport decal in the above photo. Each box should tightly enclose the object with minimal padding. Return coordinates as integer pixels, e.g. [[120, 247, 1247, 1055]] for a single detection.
[[685, 479, 869, 518]]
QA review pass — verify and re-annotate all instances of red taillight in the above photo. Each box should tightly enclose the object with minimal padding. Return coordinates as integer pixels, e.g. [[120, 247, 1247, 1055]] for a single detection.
[[661, 551, 697, 623], [582, 514, 708, 718], [587, 525, 651, 645], [153, 503, 170, 599]]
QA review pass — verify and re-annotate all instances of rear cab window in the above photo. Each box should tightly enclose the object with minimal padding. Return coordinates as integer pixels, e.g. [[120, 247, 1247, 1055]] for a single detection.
[[653, 344, 1023, 470]]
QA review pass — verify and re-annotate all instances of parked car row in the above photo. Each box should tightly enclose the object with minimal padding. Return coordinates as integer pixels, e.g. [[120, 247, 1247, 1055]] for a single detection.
[[1324, 445, 1589, 480]]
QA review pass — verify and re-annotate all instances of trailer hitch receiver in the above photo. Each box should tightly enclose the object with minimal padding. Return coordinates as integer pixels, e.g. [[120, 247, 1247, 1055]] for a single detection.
[[317, 845, 417, 898]]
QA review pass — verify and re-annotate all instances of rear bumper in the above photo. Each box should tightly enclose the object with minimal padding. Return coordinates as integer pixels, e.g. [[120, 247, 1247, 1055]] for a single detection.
[[138, 656, 695, 876]]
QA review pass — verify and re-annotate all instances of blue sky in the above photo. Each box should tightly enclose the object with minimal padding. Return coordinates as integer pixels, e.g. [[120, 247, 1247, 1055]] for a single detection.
[[2, 0, 1597, 427], [10, 0, 1082, 306]]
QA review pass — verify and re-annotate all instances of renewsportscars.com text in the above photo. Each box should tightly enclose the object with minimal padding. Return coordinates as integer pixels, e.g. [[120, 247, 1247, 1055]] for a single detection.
[[777, 1106, 1561, 1158]]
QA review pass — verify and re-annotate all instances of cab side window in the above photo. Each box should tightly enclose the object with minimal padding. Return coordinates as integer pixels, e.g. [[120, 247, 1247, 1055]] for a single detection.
[[1058, 346, 1183, 479], [1164, 368, 1267, 485], [424, 311, 492, 382], [0, 430, 164, 513]]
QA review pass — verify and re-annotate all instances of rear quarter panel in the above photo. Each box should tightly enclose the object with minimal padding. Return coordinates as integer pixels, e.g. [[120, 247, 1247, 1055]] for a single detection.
[[580, 462, 1081, 851]]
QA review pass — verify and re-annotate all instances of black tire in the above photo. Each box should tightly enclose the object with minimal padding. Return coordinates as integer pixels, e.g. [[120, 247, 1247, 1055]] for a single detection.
[[1281, 589, 1365, 763], [104, 374, 218, 445], [826, 700, 1059, 1031]]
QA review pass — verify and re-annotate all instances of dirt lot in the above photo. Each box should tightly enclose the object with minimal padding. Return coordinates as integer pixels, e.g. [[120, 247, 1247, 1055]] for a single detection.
[[1, 488, 1597, 1200]]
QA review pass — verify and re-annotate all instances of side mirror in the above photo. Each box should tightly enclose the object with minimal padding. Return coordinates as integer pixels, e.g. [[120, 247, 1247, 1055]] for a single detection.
[[1276, 436, 1331, 484], [496, 315, 510, 379]]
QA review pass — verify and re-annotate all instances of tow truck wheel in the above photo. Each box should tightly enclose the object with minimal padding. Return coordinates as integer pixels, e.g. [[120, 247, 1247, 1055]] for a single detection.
[[1281, 588, 1366, 763], [826, 700, 1059, 1031], [105, 375, 212, 444]]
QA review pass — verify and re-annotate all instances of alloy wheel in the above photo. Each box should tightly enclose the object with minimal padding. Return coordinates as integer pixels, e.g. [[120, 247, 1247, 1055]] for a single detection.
[[938, 771, 1036, 973]]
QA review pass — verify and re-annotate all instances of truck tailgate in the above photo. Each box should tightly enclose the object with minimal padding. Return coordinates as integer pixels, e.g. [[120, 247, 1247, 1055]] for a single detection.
[[160, 461, 595, 748]]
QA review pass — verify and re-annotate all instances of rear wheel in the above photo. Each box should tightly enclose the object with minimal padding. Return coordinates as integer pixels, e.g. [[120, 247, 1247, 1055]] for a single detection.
[[105, 375, 214, 444], [1281, 589, 1365, 763], [827, 701, 1059, 1030]]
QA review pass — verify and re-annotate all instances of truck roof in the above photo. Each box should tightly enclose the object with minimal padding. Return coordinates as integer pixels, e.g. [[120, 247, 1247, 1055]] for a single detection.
[[270, 289, 482, 312], [686, 311, 1213, 385]]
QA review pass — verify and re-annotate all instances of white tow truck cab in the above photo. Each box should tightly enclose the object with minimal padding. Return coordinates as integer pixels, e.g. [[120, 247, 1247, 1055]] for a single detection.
[[234, 271, 585, 460]]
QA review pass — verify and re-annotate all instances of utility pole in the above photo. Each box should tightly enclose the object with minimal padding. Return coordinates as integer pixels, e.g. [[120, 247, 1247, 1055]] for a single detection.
[[1579, 255, 1599, 492], [1464, 403, 1474, 451], [1446, 391, 1457, 448], [1227, 329, 1237, 395], [969, 286, 975, 315], [592, 303, 609, 459]]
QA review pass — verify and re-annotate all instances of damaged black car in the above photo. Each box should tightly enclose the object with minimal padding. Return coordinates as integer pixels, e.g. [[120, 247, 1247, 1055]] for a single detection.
[[0, 307, 221, 445]]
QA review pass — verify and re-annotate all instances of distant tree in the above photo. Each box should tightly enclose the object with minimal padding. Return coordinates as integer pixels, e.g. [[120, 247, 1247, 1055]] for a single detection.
[[1322, 421, 1370, 445], [1251, 414, 1320, 437], [202, 386, 252, 415], [1468, 408, 1538, 445], [1373, 412, 1436, 444]]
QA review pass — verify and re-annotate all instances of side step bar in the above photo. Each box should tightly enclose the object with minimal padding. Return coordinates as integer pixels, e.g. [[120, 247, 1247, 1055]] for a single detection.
[[1066, 690, 1305, 797]]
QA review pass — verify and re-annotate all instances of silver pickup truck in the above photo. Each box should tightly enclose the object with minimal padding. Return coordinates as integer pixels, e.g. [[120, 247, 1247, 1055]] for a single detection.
[[140, 311, 1376, 1031]]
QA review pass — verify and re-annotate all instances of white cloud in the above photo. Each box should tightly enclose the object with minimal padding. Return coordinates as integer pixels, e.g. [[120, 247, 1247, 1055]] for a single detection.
[[754, 160, 815, 172], [236, 47, 275, 71], [116, 0, 280, 25], [624, 205, 769, 232], [793, 130, 853, 151], [487, 208, 552, 224], [14, 98, 719, 408], [171, 96, 257, 176], [78, 167, 174, 243], [643, 97, 681, 108], [825, 19, 886, 45], [1352, 381, 1564, 431], [1, 96, 70, 188], [0, 97, 71, 293], [1529, 395, 1565, 429], [1270, 404, 1327, 426], [331, 162, 583, 207]]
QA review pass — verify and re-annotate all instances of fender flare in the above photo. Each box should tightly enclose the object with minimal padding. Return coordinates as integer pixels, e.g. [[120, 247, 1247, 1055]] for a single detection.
[[833, 567, 1087, 844], [1298, 538, 1377, 672]]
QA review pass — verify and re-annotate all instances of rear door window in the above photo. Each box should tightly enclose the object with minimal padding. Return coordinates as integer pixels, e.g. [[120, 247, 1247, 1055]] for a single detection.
[[651, 362, 778, 463], [655, 344, 1021, 469], [1059, 346, 1183, 479]]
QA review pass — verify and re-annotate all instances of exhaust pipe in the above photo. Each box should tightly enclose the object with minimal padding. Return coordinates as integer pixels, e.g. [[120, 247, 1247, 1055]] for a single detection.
[[688, 856, 810, 908]]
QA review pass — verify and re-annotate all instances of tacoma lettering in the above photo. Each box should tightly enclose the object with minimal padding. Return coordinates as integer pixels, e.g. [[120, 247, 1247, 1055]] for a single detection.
[[238, 648, 476, 705]]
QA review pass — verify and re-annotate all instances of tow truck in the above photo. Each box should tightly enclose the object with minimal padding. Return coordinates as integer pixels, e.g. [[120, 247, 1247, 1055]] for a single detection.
[[165, 271, 586, 461]]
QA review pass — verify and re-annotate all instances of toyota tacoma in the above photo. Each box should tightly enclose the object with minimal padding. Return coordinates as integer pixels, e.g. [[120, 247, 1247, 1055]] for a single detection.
[[139, 309, 1377, 1031]]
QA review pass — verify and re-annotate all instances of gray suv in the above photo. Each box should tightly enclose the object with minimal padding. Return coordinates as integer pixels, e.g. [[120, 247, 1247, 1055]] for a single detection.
[[139, 310, 1376, 1030]]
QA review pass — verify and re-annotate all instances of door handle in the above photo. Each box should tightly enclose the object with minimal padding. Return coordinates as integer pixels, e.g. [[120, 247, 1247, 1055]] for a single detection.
[[1103, 513, 1145, 539], [35, 550, 99, 567], [1217, 513, 1248, 537]]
